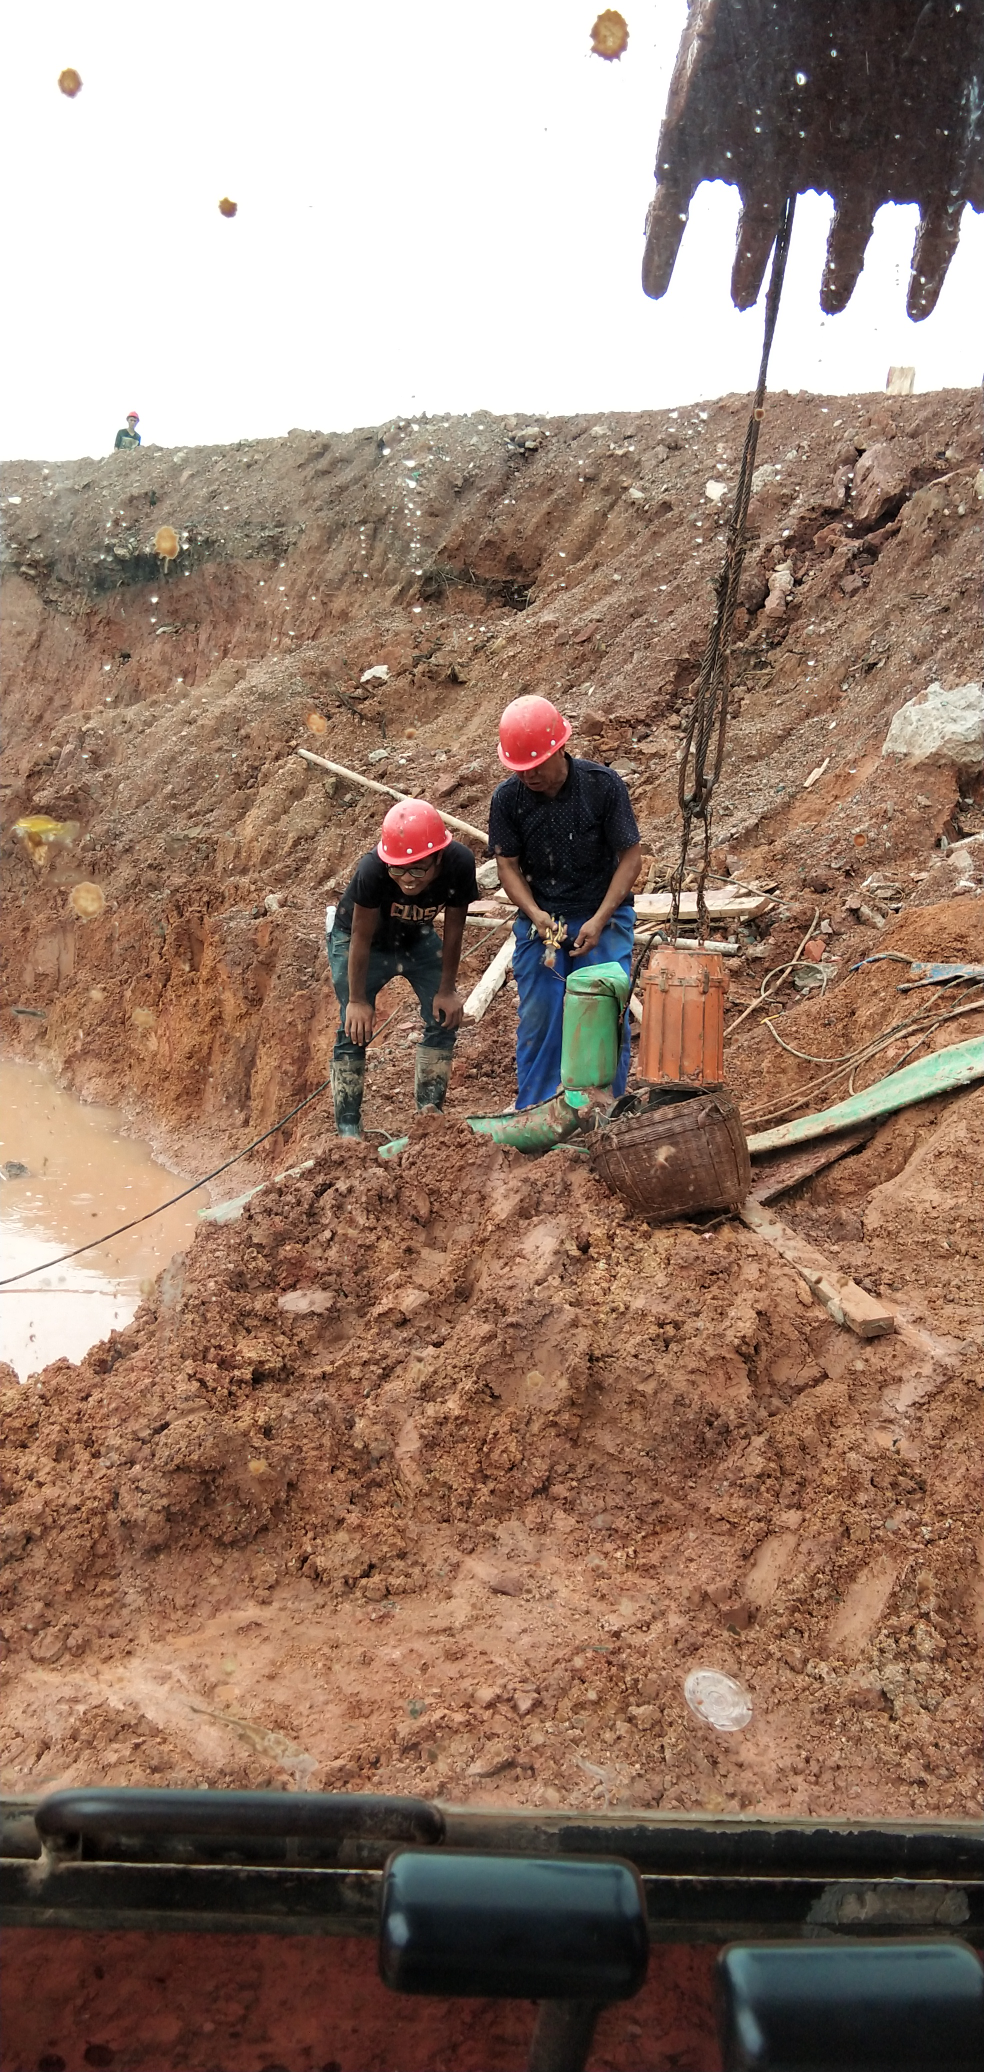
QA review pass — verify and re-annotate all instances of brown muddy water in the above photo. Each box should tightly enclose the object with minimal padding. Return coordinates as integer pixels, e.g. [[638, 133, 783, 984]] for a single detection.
[[0, 1060, 200, 1378]]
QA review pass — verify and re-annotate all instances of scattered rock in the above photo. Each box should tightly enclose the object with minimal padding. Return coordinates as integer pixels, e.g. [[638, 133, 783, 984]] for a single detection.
[[466, 1742, 516, 1777], [882, 680, 983, 769], [851, 439, 918, 527]]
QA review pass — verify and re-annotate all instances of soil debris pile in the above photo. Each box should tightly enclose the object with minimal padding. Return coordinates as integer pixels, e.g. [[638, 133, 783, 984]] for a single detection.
[[3, 1104, 981, 1818]]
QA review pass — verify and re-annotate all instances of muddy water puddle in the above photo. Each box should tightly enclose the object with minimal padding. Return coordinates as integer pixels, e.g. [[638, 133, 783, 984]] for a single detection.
[[0, 1060, 200, 1378]]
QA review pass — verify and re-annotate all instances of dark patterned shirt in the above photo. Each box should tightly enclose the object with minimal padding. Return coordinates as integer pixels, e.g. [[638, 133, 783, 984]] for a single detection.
[[488, 755, 639, 915]]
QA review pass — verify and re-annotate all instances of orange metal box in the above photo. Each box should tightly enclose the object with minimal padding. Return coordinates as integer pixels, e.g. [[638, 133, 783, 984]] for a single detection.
[[639, 946, 728, 1084]]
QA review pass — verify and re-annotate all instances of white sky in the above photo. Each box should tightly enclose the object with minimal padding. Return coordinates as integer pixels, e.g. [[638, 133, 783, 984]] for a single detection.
[[4, 1, 983, 462]]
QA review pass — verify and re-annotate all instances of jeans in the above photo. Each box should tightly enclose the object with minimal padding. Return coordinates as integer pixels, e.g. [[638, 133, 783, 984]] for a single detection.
[[327, 924, 457, 1061], [511, 903, 634, 1110]]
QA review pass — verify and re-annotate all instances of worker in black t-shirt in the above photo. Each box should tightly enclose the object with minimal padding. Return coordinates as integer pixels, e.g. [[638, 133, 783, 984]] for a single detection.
[[326, 799, 478, 1136], [488, 695, 642, 1109], [114, 411, 141, 451]]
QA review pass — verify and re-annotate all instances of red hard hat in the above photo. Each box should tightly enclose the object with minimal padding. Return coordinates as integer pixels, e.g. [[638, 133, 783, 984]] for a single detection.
[[497, 693, 572, 771], [127, 410, 139, 422], [377, 798, 452, 866]]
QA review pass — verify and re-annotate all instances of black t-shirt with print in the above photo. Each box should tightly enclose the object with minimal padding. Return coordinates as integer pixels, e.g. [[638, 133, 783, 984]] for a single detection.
[[334, 841, 478, 952], [488, 756, 639, 916]]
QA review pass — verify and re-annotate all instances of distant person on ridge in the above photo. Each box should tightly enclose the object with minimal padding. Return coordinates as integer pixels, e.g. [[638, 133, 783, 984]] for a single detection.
[[114, 411, 141, 451], [489, 695, 641, 1109], [326, 799, 477, 1137]]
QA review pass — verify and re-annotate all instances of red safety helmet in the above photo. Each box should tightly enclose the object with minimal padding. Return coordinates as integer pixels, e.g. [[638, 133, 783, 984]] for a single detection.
[[377, 798, 452, 866], [126, 410, 140, 422], [497, 693, 572, 771]]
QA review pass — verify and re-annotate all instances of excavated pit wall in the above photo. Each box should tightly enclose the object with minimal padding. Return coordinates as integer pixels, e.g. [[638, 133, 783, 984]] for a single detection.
[[2, 392, 981, 1163]]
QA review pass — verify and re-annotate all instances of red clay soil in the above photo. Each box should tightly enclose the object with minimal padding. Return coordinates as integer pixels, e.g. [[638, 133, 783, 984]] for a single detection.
[[1, 393, 983, 2071], [1, 1932, 720, 2072]]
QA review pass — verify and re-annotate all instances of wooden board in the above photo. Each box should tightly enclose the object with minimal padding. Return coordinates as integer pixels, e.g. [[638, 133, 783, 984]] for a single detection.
[[463, 935, 514, 1021], [634, 891, 772, 920], [748, 1127, 876, 1203], [739, 1199, 895, 1338]]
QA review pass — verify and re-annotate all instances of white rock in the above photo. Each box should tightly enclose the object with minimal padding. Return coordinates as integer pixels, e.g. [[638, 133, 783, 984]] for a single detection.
[[360, 664, 389, 686], [705, 479, 727, 502], [881, 681, 983, 769], [751, 463, 775, 494], [763, 562, 794, 618]]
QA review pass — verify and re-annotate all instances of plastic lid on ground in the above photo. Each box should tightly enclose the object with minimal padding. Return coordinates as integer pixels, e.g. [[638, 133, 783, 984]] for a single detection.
[[684, 1669, 753, 1732]]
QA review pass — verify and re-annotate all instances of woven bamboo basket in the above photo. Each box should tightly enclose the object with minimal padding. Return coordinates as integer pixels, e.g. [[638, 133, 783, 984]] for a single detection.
[[590, 1085, 750, 1221]]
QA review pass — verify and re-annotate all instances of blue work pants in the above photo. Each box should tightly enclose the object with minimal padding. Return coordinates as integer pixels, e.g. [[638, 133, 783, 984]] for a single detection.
[[511, 904, 634, 1110]]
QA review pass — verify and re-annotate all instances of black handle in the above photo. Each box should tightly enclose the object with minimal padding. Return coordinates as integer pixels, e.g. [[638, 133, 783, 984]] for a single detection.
[[36, 1788, 444, 1850], [718, 1940, 984, 2071], [380, 1850, 648, 2002]]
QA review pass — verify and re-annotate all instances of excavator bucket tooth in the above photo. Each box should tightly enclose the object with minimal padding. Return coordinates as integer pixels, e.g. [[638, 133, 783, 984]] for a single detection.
[[819, 192, 879, 315], [732, 191, 789, 309], [907, 203, 965, 320]]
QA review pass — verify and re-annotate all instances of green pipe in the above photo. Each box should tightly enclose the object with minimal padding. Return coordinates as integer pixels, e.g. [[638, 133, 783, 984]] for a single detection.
[[378, 1089, 592, 1162], [747, 1035, 984, 1154]]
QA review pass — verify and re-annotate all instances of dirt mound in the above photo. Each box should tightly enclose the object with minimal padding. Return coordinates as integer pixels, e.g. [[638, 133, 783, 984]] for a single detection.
[[3, 1096, 981, 1818]]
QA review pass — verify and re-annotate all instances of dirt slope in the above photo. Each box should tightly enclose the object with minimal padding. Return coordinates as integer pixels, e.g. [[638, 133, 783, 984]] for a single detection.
[[1, 391, 982, 1823]]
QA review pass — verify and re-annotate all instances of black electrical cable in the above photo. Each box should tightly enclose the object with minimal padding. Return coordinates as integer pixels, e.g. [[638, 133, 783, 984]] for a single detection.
[[0, 1075, 333, 1289]]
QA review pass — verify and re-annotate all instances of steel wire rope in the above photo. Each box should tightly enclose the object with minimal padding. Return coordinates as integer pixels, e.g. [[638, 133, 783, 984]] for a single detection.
[[670, 195, 796, 943]]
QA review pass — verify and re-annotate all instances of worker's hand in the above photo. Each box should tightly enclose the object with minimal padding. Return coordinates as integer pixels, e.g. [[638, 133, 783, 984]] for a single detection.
[[571, 914, 606, 956], [432, 988, 465, 1031], [344, 1000, 375, 1047], [533, 910, 566, 945]]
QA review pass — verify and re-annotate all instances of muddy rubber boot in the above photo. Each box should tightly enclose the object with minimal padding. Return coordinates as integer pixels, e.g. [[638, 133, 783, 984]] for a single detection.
[[415, 1047, 453, 1113], [331, 1057, 365, 1138]]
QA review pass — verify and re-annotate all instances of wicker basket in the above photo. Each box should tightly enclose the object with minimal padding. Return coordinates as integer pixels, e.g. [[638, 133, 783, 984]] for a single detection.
[[590, 1084, 750, 1221]]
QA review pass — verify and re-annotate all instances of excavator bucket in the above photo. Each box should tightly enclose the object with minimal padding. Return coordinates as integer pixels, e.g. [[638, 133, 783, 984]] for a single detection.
[[643, 0, 984, 318]]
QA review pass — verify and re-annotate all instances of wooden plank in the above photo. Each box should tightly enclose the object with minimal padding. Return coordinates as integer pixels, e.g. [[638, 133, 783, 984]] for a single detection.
[[463, 935, 514, 1021], [634, 891, 772, 920], [748, 1127, 876, 1203], [746, 1036, 984, 1155], [739, 1199, 895, 1338]]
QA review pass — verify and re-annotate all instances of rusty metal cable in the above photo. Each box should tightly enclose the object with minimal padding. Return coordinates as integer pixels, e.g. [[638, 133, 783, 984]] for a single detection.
[[670, 195, 796, 943]]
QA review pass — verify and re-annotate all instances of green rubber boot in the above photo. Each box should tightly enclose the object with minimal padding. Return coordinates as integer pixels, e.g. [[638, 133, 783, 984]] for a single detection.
[[415, 1046, 453, 1113], [331, 1057, 365, 1138]]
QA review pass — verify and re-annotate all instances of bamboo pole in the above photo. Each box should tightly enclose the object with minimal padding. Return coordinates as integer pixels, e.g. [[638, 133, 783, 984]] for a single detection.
[[296, 747, 489, 845]]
